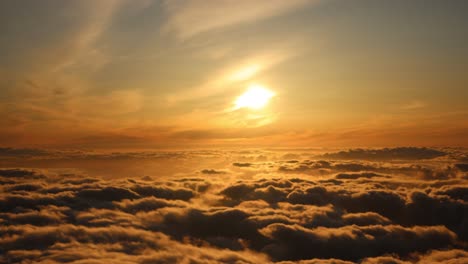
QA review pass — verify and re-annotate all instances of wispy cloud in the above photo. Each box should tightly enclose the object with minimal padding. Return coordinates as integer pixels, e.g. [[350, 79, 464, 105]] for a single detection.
[[162, 0, 317, 39]]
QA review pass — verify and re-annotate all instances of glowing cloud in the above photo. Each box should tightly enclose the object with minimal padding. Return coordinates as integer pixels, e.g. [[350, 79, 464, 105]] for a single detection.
[[229, 64, 260, 82]]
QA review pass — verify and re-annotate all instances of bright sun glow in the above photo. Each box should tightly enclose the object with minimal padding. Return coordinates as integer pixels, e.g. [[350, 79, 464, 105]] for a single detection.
[[235, 84, 275, 110]]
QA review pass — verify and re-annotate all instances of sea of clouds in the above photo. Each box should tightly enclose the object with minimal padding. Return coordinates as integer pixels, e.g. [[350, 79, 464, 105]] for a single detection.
[[0, 147, 467, 263]]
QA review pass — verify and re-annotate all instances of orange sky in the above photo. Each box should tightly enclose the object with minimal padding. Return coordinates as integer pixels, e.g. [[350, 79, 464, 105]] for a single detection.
[[0, 0, 467, 149]]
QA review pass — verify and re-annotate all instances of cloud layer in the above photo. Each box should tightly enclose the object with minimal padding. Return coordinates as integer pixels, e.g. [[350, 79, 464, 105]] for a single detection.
[[0, 147, 467, 263]]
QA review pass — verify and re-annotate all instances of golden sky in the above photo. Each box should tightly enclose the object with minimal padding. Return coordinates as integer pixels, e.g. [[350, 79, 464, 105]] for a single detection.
[[0, 0, 467, 149]]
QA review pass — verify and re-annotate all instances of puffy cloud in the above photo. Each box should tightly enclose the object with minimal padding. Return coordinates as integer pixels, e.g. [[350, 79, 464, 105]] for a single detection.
[[131, 184, 195, 201], [360, 256, 410, 264], [0, 169, 43, 179], [115, 196, 187, 214], [220, 182, 290, 204], [0, 147, 50, 157], [342, 212, 391, 226], [404, 191, 468, 241], [0, 206, 66, 226], [139, 207, 268, 250], [0, 225, 269, 263], [76, 187, 140, 202], [455, 163, 468, 172], [278, 260, 354, 264], [233, 162, 253, 167], [320, 147, 446, 161], [360, 249, 468, 264], [416, 249, 468, 263], [260, 224, 457, 261], [335, 172, 383, 180], [435, 186, 468, 201], [201, 169, 227, 175]]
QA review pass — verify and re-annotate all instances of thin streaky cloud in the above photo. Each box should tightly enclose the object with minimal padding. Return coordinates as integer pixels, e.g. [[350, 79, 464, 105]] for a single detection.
[[162, 0, 318, 39]]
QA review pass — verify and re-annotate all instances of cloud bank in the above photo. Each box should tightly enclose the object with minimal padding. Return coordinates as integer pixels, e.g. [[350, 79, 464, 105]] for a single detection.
[[0, 147, 467, 263]]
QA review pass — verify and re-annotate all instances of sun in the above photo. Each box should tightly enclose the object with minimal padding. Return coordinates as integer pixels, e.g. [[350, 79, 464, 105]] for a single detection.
[[234, 84, 275, 110]]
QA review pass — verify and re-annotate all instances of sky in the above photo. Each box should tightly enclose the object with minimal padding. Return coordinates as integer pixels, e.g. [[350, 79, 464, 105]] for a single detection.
[[1, 0, 467, 149]]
